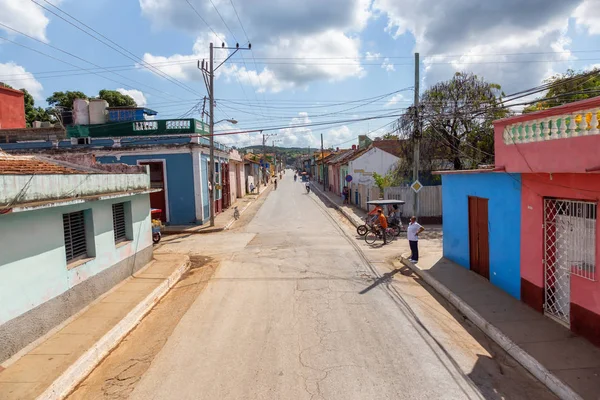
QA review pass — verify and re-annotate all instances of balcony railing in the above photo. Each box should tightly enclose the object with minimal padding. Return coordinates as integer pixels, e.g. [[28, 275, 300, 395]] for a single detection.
[[503, 109, 600, 144]]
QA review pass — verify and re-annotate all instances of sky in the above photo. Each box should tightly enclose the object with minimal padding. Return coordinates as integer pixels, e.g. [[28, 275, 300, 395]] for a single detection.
[[1, 0, 599, 148]]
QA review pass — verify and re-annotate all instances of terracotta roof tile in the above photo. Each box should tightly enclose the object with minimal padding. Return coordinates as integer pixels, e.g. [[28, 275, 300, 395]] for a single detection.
[[0, 154, 85, 175]]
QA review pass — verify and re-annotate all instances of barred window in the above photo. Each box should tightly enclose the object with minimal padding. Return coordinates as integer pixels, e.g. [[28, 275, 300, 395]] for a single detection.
[[63, 211, 88, 262], [112, 203, 127, 243]]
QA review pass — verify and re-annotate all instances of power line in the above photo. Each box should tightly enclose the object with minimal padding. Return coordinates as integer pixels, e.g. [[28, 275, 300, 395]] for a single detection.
[[0, 32, 183, 103], [184, 0, 225, 43], [31, 0, 204, 98]]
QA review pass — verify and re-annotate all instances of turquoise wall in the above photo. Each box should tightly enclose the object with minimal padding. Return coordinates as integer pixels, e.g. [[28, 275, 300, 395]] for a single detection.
[[0, 194, 152, 325], [442, 173, 522, 299]]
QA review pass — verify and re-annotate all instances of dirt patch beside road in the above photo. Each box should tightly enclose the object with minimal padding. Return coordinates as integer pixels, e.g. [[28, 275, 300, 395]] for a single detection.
[[67, 256, 218, 400]]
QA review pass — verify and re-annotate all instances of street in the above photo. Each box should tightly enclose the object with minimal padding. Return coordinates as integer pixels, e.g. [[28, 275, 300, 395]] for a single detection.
[[69, 173, 555, 400]]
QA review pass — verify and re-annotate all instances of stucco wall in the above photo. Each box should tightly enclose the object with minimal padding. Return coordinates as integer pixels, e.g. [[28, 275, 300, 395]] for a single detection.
[[0, 87, 26, 129], [521, 173, 600, 317], [442, 173, 522, 299], [0, 193, 152, 327], [349, 147, 399, 187], [98, 153, 196, 225]]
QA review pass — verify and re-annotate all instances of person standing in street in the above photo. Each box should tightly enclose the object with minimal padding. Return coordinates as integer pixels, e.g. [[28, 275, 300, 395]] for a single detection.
[[407, 216, 424, 262], [377, 209, 388, 245]]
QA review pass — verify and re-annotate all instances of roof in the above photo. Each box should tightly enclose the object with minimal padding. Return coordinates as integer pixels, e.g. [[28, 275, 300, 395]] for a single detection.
[[372, 139, 404, 158], [106, 107, 158, 115], [0, 153, 86, 175], [0, 85, 25, 97]]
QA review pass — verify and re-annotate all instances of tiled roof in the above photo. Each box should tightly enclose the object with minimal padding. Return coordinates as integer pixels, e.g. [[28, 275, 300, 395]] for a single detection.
[[372, 139, 404, 158], [0, 153, 85, 175]]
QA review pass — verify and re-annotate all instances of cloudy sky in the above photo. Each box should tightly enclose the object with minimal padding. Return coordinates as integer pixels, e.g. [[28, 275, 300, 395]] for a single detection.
[[1, 0, 599, 147]]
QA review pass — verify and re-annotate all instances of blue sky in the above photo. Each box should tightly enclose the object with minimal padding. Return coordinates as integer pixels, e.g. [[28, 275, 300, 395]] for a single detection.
[[1, 0, 599, 147]]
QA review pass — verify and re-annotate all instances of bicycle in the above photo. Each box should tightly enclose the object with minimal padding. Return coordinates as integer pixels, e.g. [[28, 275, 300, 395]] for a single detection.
[[364, 226, 396, 245]]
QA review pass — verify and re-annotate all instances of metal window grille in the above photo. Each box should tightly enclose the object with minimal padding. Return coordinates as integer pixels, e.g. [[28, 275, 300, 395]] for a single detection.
[[544, 198, 596, 326], [63, 211, 87, 262], [112, 203, 127, 243]]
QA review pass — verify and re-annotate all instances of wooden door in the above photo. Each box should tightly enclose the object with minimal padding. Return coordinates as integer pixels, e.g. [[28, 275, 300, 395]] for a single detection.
[[140, 162, 167, 223], [468, 196, 490, 279]]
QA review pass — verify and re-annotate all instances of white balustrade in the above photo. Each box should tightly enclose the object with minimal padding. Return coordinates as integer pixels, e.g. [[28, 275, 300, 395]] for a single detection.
[[504, 108, 600, 144]]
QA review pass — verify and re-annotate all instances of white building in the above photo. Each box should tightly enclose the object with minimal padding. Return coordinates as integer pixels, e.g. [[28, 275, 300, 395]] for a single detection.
[[0, 153, 157, 363], [348, 139, 402, 209]]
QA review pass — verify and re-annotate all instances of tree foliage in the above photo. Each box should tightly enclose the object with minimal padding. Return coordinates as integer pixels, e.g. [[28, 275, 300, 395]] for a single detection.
[[46, 91, 88, 108], [391, 72, 509, 176], [22, 88, 51, 127], [372, 171, 396, 197], [523, 68, 600, 113], [98, 89, 136, 107]]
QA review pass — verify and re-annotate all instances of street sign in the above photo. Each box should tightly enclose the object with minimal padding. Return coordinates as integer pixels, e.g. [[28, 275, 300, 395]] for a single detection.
[[411, 180, 423, 193], [345, 175, 353, 183]]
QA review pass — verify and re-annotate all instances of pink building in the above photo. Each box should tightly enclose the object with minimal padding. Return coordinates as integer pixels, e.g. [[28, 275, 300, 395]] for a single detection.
[[441, 97, 600, 347]]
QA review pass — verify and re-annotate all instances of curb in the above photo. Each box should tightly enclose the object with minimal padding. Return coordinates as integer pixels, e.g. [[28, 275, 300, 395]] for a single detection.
[[163, 227, 224, 235], [395, 256, 582, 400], [38, 256, 191, 400], [310, 185, 362, 228]]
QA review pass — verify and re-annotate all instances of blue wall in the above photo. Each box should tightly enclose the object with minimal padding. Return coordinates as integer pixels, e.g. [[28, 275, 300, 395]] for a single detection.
[[97, 153, 196, 225], [442, 173, 522, 299]]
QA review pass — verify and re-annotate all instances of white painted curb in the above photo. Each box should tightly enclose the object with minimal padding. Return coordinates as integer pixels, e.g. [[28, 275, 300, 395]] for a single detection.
[[37, 256, 191, 400], [396, 256, 582, 400]]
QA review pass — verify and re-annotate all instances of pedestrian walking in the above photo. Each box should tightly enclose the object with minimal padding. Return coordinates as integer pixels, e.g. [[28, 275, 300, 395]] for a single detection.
[[407, 216, 425, 262], [377, 209, 388, 245], [249, 182, 255, 193], [342, 186, 349, 204]]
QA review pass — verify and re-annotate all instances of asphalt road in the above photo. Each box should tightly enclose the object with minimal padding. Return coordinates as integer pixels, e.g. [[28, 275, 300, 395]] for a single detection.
[[124, 173, 553, 400], [127, 174, 489, 400]]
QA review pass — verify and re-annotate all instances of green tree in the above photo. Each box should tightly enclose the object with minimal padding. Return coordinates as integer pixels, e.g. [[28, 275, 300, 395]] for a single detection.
[[46, 91, 88, 108], [21, 88, 51, 127], [97, 89, 136, 107], [523, 68, 600, 113], [372, 171, 396, 197], [394, 72, 509, 171]]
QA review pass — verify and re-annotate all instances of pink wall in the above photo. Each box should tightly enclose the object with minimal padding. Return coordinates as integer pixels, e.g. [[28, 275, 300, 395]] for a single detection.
[[495, 97, 600, 174], [521, 173, 600, 315]]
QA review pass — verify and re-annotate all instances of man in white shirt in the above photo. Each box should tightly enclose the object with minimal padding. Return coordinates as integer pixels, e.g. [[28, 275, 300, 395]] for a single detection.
[[407, 216, 425, 262]]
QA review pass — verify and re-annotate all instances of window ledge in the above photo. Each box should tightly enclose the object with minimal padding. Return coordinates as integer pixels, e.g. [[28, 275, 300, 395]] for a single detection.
[[66, 256, 95, 271], [115, 239, 133, 249]]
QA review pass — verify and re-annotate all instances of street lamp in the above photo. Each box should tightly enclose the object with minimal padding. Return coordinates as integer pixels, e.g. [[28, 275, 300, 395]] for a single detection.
[[215, 119, 238, 125]]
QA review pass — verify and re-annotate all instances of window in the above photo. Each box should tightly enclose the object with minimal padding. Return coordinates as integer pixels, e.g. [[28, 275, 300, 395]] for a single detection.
[[112, 203, 127, 243], [63, 211, 88, 262]]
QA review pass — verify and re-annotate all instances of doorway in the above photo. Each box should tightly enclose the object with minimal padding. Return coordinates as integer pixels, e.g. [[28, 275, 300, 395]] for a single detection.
[[139, 161, 167, 223], [468, 196, 490, 280]]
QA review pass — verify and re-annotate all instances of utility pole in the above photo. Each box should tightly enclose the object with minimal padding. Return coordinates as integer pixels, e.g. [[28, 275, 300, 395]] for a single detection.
[[199, 42, 251, 227], [261, 132, 276, 188], [413, 52, 420, 218], [320, 134, 325, 190], [208, 43, 215, 226]]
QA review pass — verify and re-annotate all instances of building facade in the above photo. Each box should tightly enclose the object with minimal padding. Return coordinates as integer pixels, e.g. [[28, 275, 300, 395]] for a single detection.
[[439, 97, 600, 346], [0, 86, 25, 129], [0, 153, 155, 362]]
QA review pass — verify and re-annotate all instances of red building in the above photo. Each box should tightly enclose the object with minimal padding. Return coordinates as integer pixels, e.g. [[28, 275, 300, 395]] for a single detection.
[[495, 97, 600, 345], [0, 86, 26, 129]]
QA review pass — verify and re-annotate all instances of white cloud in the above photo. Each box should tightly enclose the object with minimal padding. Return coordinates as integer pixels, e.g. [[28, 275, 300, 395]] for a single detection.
[[385, 93, 405, 107], [278, 112, 318, 147], [572, 1, 600, 35], [365, 51, 381, 61], [381, 58, 395, 72], [0, 0, 51, 42], [0, 62, 44, 100], [373, 0, 582, 93], [116, 88, 147, 106], [324, 125, 353, 148], [138, 0, 369, 91]]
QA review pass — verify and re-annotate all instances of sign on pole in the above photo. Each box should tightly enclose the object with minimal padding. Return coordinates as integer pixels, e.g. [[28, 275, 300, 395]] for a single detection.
[[411, 180, 423, 193]]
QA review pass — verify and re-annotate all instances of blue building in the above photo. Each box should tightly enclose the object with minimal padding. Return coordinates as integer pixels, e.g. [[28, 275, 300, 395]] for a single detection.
[[440, 171, 522, 299], [0, 118, 231, 226]]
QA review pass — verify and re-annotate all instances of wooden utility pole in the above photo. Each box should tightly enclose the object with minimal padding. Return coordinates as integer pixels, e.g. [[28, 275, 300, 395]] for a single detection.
[[208, 42, 215, 226], [320, 133, 324, 189]]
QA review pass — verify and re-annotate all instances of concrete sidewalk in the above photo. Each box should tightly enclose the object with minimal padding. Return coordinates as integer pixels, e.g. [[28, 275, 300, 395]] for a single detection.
[[163, 185, 272, 235], [0, 253, 189, 400], [398, 247, 600, 400]]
